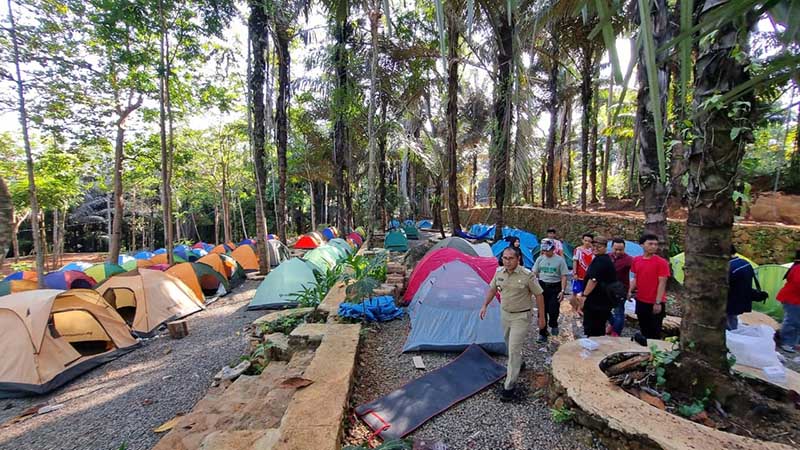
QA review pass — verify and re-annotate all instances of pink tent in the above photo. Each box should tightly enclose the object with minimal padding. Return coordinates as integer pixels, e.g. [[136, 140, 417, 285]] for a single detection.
[[403, 248, 499, 304]]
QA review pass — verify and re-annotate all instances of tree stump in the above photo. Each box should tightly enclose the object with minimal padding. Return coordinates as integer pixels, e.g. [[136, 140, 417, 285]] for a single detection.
[[167, 320, 188, 339]]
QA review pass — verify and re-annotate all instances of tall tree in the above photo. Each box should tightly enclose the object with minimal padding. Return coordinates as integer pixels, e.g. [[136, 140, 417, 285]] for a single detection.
[[543, 21, 560, 208], [0, 177, 11, 269], [366, 0, 381, 234], [6, 0, 44, 286], [445, 3, 462, 232], [331, 0, 352, 232]]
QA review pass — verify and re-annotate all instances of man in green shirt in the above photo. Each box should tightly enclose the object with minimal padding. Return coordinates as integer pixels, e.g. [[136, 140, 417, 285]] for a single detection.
[[479, 246, 546, 402], [533, 239, 569, 342]]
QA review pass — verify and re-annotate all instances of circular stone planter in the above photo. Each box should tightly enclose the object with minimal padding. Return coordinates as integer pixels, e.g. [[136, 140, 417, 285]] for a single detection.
[[550, 337, 799, 450]]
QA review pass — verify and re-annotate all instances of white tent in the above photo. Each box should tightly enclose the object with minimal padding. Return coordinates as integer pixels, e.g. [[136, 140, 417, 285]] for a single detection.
[[404, 260, 506, 354], [471, 242, 494, 258]]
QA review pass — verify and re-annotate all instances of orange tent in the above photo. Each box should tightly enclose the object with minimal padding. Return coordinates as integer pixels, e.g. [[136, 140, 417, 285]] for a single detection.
[[197, 254, 229, 280], [165, 263, 204, 303], [136, 259, 154, 269], [230, 245, 259, 272]]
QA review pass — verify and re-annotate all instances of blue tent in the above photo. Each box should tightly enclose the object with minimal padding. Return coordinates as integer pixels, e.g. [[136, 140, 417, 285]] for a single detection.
[[403, 219, 415, 227], [191, 248, 208, 258], [491, 239, 534, 268], [154, 248, 167, 255], [417, 219, 433, 229], [59, 261, 93, 272], [403, 260, 506, 354], [501, 228, 538, 250], [607, 240, 644, 257], [174, 247, 199, 262], [387, 219, 401, 229], [321, 227, 336, 241], [134, 251, 155, 260]]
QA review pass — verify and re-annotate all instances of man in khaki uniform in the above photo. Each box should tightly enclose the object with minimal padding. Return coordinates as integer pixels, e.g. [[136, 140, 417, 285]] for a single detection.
[[479, 246, 545, 401]]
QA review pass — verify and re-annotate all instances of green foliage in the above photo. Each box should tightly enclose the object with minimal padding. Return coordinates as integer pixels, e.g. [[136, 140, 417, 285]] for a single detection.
[[10, 261, 33, 272], [676, 388, 711, 418], [649, 341, 680, 387], [341, 252, 388, 302], [550, 406, 575, 423], [259, 315, 305, 335]]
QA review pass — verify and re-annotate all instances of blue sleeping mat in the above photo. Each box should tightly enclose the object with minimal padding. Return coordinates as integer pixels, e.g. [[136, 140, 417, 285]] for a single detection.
[[355, 344, 506, 440]]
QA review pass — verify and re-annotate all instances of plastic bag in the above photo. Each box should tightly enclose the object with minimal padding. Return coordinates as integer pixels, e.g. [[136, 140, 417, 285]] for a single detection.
[[725, 324, 781, 369], [624, 298, 636, 315]]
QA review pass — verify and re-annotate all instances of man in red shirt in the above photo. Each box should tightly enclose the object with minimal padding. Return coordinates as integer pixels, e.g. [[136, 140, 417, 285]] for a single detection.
[[628, 233, 670, 339]]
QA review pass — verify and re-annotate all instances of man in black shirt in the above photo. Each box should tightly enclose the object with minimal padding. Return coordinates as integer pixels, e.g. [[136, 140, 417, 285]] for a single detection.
[[575, 236, 617, 337]]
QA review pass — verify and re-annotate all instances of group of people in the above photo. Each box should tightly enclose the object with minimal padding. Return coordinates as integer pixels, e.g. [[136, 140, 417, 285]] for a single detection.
[[481, 228, 671, 401]]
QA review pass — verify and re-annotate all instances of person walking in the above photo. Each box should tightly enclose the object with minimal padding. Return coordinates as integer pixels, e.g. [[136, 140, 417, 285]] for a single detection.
[[479, 246, 546, 401], [777, 250, 800, 353], [726, 246, 757, 330], [575, 236, 616, 337], [545, 228, 564, 256], [533, 239, 569, 342], [572, 233, 595, 296], [628, 233, 670, 339], [608, 237, 633, 336]]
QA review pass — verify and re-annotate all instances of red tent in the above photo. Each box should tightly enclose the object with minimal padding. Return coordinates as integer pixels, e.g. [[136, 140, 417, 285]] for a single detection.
[[403, 248, 499, 304], [347, 232, 363, 246], [294, 233, 321, 249]]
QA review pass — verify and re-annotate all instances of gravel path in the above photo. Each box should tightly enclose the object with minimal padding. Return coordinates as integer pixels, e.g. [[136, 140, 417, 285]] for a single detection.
[[0, 280, 263, 450], [345, 302, 605, 450]]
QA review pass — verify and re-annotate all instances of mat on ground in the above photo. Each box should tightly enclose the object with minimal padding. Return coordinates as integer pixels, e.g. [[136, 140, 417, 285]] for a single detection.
[[355, 344, 506, 440]]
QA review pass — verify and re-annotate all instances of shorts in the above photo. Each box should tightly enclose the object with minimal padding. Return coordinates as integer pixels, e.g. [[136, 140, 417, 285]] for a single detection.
[[572, 279, 584, 295]]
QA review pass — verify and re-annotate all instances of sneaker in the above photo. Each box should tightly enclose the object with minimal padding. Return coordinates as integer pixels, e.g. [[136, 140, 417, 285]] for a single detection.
[[781, 344, 797, 353], [537, 334, 548, 344], [500, 388, 515, 402], [551, 327, 559, 336]]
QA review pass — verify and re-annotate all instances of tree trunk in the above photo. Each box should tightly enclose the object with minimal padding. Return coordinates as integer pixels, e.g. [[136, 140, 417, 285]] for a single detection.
[[366, 4, 381, 235], [51, 209, 59, 269], [158, 0, 174, 264], [579, 43, 593, 211], [8, 0, 44, 286], [12, 213, 26, 263], [446, 10, 461, 232], [108, 99, 141, 263], [636, 0, 670, 251], [680, 1, 757, 381], [471, 152, 478, 207], [0, 177, 11, 269], [249, 2, 271, 274], [544, 23, 559, 208], [274, 26, 290, 244], [589, 87, 599, 204], [333, 1, 350, 232], [377, 93, 388, 227], [490, 10, 514, 241]]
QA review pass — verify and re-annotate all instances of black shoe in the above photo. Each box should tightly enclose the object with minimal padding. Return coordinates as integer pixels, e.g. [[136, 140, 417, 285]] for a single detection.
[[500, 388, 515, 402], [537, 334, 548, 344], [632, 332, 647, 347], [520, 361, 527, 371]]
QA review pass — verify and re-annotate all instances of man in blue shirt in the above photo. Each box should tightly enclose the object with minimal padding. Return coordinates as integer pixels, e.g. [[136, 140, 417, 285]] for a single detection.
[[727, 245, 756, 330]]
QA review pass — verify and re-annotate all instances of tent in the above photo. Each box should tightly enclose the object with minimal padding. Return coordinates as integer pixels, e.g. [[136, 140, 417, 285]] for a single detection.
[[267, 239, 291, 267], [238, 238, 256, 247], [118, 255, 137, 270], [404, 219, 415, 227], [384, 229, 409, 252], [606, 240, 644, 257], [303, 246, 341, 273], [218, 253, 247, 286], [532, 241, 574, 270], [491, 239, 534, 268], [0, 289, 140, 398], [403, 224, 420, 240], [347, 232, 364, 247], [321, 227, 336, 241], [355, 226, 367, 239], [404, 248, 500, 304], [248, 258, 317, 310], [387, 219, 401, 229], [471, 242, 494, 258], [191, 248, 208, 258], [166, 262, 230, 302], [197, 253, 229, 281], [403, 261, 506, 354], [174, 247, 200, 262], [84, 263, 126, 283], [95, 269, 203, 335], [191, 242, 208, 250], [294, 233, 322, 249], [148, 263, 170, 271], [60, 261, 93, 272], [267, 234, 278, 240], [230, 244, 260, 272], [0, 280, 37, 297], [134, 251, 155, 260], [430, 236, 479, 257], [43, 271, 96, 290], [175, 244, 191, 254], [328, 238, 353, 258], [210, 243, 234, 254], [154, 248, 167, 255], [753, 264, 789, 322], [501, 228, 539, 250], [150, 253, 187, 265], [671, 252, 758, 284], [2, 271, 37, 282], [136, 259, 155, 269], [417, 219, 433, 229]]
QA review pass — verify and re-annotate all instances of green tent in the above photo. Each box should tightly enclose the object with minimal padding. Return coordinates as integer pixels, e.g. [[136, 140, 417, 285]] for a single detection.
[[217, 253, 247, 287], [328, 238, 353, 258], [85, 263, 126, 283], [303, 246, 340, 273], [753, 264, 789, 321], [247, 258, 317, 310], [191, 262, 231, 293], [670, 252, 757, 284], [384, 229, 409, 252], [403, 224, 420, 240]]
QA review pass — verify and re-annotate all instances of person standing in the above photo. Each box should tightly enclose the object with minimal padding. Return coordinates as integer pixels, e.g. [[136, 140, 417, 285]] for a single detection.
[[777, 250, 800, 353], [533, 239, 569, 342], [608, 238, 633, 336], [572, 233, 595, 296], [576, 236, 617, 337], [480, 246, 546, 401], [545, 228, 564, 256], [628, 233, 670, 339], [497, 236, 521, 267], [726, 246, 756, 330]]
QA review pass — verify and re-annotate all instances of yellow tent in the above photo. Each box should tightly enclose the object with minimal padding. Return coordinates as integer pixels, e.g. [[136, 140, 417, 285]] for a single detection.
[[95, 269, 203, 335], [0, 289, 139, 398]]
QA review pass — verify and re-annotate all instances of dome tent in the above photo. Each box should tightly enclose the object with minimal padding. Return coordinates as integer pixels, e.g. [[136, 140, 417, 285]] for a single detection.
[[752, 264, 789, 321], [43, 270, 96, 290], [0, 289, 140, 398], [248, 258, 317, 310], [294, 233, 322, 249], [59, 261, 93, 272], [403, 224, 419, 240], [165, 262, 230, 302], [404, 248, 500, 304], [0, 279, 37, 297], [230, 244, 260, 272], [430, 236, 479, 257], [403, 261, 505, 354], [2, 271, 37, 282], [95, 269, 203, 336], [84, 263, 126, 283], [384, 229, 409, 252], [491, 239, 535, 268]]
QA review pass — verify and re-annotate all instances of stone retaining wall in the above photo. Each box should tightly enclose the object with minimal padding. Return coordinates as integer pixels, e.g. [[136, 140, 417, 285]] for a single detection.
[[457, 207, 799, 264]]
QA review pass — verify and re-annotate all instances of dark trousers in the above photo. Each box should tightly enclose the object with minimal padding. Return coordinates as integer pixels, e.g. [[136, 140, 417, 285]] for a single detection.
[[539, 281, 562, 331], [584, 308, 610, 337], [636, 300, 666, 339]]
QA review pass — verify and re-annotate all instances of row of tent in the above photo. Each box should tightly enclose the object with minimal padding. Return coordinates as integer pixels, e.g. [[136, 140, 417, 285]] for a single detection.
[[294, 226, 365, 250], [248, 236, 364, 310]]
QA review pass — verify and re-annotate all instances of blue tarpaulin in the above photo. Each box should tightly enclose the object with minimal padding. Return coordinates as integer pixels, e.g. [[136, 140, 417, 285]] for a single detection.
[[338, 296, 405, 322]]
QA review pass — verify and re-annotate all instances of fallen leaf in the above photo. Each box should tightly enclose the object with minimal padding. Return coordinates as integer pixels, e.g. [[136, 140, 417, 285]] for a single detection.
[[532, 372, 550, 389], [141, 399, 154, 406], [18, 404, 46, 418], [639, 391, 665, 410], [279, 377, 314, 389], [153, 414, 183, 433]]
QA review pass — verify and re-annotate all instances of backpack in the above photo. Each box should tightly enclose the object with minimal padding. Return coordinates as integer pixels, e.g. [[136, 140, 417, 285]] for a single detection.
[[604, 280, 628, 307]]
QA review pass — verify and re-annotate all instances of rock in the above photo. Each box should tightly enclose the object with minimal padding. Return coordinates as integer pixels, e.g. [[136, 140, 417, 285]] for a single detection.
[[215, 360, 251, 382], [690, 411, 715, 428], [264, 333, 291, 361], [387, 262, 405, 274], [750, 192, 800, 225], [638, 391, 665, 410]]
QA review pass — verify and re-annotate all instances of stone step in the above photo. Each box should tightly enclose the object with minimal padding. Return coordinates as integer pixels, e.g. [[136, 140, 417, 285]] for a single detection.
[[153, 350, 315, 450]]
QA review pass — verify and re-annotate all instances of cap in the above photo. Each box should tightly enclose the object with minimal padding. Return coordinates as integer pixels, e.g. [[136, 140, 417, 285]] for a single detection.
[[541, 239, 555, 251]]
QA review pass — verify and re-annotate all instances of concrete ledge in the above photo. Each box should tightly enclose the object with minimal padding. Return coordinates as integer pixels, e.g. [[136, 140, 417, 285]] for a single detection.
[[274, 324, 361, 450], [288, 323, 329, 350], [550, 337, 796, 450]]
